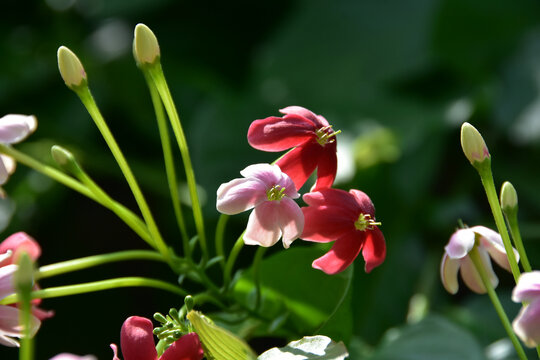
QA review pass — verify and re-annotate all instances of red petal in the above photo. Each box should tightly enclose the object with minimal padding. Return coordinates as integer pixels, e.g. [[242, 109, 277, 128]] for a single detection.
[[312, 142, 337, 191], [160, 333, 204, 360], [349, 190, 376, 215], [247, 115, 316, 151], [0, 232, 41, 267], [362, 227, 386, 273], [301, 206, 355, 242], [277, 142, 321, 190], [303, 188, 361, 215], [280, 106, 330, 128], [120, 316, 158, 360], [312, 232, 363, 274]]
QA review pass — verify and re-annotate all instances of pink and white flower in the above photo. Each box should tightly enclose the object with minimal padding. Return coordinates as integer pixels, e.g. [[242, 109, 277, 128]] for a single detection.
[[0, 114, 37, 186], [512, 271, 540, 348], [440, 226, 519, 294], [216, 163, 304, 248]]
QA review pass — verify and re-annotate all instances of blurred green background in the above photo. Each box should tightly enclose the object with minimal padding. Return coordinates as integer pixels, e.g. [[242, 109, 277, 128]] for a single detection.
[[2, 0, 540, 358]]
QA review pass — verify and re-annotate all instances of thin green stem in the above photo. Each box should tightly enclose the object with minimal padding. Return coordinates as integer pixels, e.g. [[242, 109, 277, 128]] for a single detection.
[[76, 86, 171, 262], [0, 277, 186, 305], [148, 64, 207, 262], [469, 246, 527, 360], [215, 214, 229, 269], [36, 250, 166, 280], [478, 164, 521, 282], [223, 233, 245, 291], [505, 211, 532, 272], [252, 246, 267, 312], [143, 71, 190, 255]]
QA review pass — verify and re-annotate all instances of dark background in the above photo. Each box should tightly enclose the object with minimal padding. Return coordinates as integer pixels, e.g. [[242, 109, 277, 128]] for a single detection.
[[2, 0, 540, 358]]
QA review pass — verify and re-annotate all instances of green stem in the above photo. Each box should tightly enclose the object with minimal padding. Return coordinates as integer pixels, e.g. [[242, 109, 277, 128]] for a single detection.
[[148, 64, 207, 262], [143, 71, 190, 255], [223, 233, 245, 291], [252, 247, 266, 312], [469, 246, 527, 360], [36, 250, 166, 280], [0, 277, 186, 305], [76, 86, 171, 262], [215, 214, 229, 270], [478, 163, 521, 282], [505, 211, 532, 273]]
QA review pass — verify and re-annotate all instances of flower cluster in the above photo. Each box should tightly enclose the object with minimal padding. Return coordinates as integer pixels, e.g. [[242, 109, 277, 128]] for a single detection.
[[217, 106, 386, 274]]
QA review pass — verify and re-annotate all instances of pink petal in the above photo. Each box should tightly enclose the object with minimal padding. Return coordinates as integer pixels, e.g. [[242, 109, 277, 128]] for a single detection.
[[111, 344, 121, 360], [460, 249, 498, 294], [0, 232, 41, 267], [239, 164, 298, 198], [244, 202, 282, 247], [1, 155, 16, 175], [512, 299, 540, 348], [276, 142, 321, 191], [216, 178, 267, 215], [120, 316, 158, 360], [160, 333, 204, 360], [444, 229, 475, 259], [0, 305, 40, 340], [362, 227, 386, 273], [440, 253, 461, 294], [277, 197, 304, 249], [247, 115, 316, 152], [311, 142, 337, 191], [300, 205, 355, 242], [312, 231, 363, 275], [49, 353, 97, 360], [512, 271, 540, 303], [472, 226, 519, 271], [0, 158, 9, 186], [279, 106, 330, 128], [0, 115, 36, 144], [0, 264, 17, 299]]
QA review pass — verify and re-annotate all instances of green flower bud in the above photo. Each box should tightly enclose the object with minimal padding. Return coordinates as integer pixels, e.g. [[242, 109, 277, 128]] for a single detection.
[[501, 181, 518, 213], [51, 145, 83, 176], [133, 23, 160, 66], [460, 122, 490, 166], [57, 46, 87, 89]]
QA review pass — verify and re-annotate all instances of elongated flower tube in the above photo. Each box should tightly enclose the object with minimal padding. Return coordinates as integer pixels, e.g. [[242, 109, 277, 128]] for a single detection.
[[111, 316, 203, 360], [512, 271, 540, 348], [440, 226, 519, 294], [300, 188, 386, 274], [0, 114, 37, 185], [0, 264, 41, 347], [217, 163, 304, 248], [247, 106, 338, 191]]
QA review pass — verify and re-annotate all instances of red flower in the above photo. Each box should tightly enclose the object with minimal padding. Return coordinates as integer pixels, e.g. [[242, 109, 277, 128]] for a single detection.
[[301, 188, 386, 274], [247, 106, 338, 191], [111, 316, 204, 360]]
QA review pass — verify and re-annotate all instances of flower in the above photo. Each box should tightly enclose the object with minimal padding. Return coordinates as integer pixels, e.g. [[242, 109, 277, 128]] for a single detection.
[[247, 106, 338, 191], [440, 226, 519, 294], [49, 354, 97, 360], [0, 114, 37, 186], [0, 264, 41, 347], [216, 163, 304, 248], [300, 188, 386, 274], [512, 271, 540, 348], [111, 316, 204, 360]]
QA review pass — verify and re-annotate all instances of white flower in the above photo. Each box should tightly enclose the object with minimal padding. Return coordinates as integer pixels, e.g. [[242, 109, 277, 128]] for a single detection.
[[0, 114, 37, 185]]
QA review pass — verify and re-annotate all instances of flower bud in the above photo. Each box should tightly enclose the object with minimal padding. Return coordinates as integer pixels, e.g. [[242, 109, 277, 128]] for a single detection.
[[57, 46, 87, 89], [500, 181, 518, 214], [51, 145, 83, 176], [460, 122, 490, 166], [133, 23, 160, 66]]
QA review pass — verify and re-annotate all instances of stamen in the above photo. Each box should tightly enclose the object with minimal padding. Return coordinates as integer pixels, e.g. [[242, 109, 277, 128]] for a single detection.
[[354, 213, 381, 231], [315, 126, 341, 146], [266, 185, 287, 201]]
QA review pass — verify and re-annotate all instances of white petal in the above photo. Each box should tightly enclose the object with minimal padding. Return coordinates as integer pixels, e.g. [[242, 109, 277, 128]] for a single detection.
[[473, 225, 520, 271], [0, 265, 17, 299], [512, 299, 540, 348], [512, 271, 540, 303], [0, 158, 9, 186], [216, 178, 267, 215], [0, 155, 16, 175], [277, 198, 304, 248], [440, 253, 461, 294], [240, 163, 282, 188], [0, 305, 41, 339], [445, 229, 475, 259], [244, 202, 282, 247], [0, 115, 36, 144]]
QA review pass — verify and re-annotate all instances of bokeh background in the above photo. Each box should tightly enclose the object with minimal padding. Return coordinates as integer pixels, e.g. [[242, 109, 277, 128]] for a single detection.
[[2, 0, 540, 358]]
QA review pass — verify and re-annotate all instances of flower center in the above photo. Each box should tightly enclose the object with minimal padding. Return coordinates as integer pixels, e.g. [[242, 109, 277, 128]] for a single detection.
[[354, 213, 381, 231], [315, 125, 341, 146], [266, 185, 286, 201]]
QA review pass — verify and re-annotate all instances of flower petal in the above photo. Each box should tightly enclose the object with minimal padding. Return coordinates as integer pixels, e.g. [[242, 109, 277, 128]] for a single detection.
[[120, 316, 158, 360], [216, 178, 267, 215], [0, 265, 17, 299], [444, 229, 475, 259], [240, 163, 298, 198], [160, 333, 204, 360], [312, 231, 363, 275], [0, 232, 41, 267], [312, 141, 337, 191], [512, 299, 540, 348], [279, 106, 330, 128], [0, 305, 40, 339], [276, 142, 321, 191], [301, 205, 355, 242], [362, 227, 386, 273], [460, 249, 498, 294], [472, 225, 520, 271], [0, 115, 36, 144], [303, 188, 367, 216], [49, 353, 97, 360], [277, 198, 304, 249], [512, 271, 540, 303], [440, 253, 461, 294], [247, 115, 316, 151], [244, 202, 282, 247], [1, 155, 16, 175], [111, 344, 121, 360], [0, 158, 9, 186]]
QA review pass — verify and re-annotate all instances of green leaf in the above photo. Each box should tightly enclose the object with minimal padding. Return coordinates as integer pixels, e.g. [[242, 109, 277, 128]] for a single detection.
[[258, 335, 349, 360], [187, 310, 258, 360]]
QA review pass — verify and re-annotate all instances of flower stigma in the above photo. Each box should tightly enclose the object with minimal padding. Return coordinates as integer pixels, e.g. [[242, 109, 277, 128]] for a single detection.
[[315, 125, 341, 146], [354, 213, 381, 231], [266, 185, 287, 201]]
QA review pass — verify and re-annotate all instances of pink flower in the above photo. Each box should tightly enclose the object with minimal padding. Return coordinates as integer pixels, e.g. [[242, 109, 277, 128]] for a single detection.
[[440, 226, 518, 294], [300, 188, 386, 275], [247, 106, 338, 191], [111, 316, 204, 360], [216, 163, 304, 248], [512, 271, 540, 348], [0, 114, 37, 186], [50, 354, 97, 360], [0, 264, 41, 347]]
